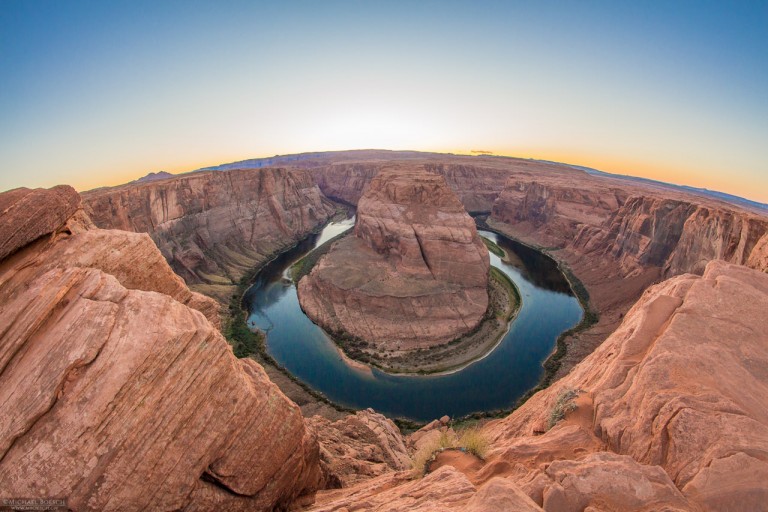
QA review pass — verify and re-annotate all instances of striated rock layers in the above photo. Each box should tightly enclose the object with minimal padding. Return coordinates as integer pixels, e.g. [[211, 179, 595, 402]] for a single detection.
[[308, 261, 768, 511], [0, 187, 324, 511], [488, 172, 768, 379], [478, 260, 768, 511], [82, 167, 337, 301], [312, 160, 515, 213], [491, 175, 768, 280], [299, 168, 490, 350]]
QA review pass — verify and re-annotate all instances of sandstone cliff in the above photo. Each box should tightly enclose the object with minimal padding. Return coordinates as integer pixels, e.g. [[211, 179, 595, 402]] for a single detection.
[[308, 261, 768, 511], [298, 168, 490, 350], [83, 167, 337, 301], [312, 160, 513, 213], [488, 173, 768, 379], [0, 187, 324, 511], [490, 175, 768, 279]]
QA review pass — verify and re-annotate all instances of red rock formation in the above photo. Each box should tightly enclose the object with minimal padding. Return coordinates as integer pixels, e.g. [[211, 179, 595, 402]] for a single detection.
[[0, 187, 323, 511], [480, 260, 768, 511], [307, 261, 768, 511], [313, 160, 513, 213], [0, 185, 82, 260], [308, 409, 411, 487], [298, 168, 490, 349], [748, 232, 768, 271], [82, 167, 337, 301]]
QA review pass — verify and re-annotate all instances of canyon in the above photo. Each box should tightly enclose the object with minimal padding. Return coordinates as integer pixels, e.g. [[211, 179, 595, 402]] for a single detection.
[[1, 150, 767, 511], [298, 168, 490, 354], [83, 167, 338, 303]]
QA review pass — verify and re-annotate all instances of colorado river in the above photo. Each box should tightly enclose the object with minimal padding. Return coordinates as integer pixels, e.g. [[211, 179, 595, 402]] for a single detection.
[[244, 218, 583, 422]]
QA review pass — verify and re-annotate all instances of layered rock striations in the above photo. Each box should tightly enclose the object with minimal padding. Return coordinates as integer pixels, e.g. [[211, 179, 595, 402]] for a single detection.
[[0, 187, 324, 511], [489, 172, 768, 378], [82, 167, 337, 301], [309, 261, 768, 511], [298, 168, 490, 350], [490, 174, 768, 279], [312, 160, 515, 213], [479, 260, 768, 511]]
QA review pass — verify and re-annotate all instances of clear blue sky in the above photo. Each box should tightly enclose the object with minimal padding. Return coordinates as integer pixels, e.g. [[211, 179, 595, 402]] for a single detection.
[[1, 0, 766, 201]]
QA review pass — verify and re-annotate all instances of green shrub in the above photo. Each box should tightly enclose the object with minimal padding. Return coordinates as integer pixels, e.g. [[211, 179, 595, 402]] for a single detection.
[[547, 388, 579, 430]]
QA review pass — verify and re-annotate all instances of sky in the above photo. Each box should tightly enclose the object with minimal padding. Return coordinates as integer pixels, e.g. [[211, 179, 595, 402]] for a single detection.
[[1, 0, 766, 201]]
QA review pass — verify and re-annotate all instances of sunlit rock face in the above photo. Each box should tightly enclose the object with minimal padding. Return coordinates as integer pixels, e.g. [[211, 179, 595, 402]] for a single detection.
[[82, 167, 337, 302], [0, 186, 323, 511], [298, 167, 490, 351]]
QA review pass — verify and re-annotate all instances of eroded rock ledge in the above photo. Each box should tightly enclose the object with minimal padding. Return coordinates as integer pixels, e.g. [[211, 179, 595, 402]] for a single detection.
[[298, 168, 490, 353], [308, 261, 768, 511], [0, 187, 324, 511]]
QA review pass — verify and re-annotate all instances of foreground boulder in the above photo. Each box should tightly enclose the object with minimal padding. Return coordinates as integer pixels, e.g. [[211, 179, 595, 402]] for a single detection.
[[298, 168, 490, 351], [0, 187, 322, 511]]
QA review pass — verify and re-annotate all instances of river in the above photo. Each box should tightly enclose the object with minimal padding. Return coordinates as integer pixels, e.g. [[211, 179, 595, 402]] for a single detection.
[[244, 217, 582, 422]]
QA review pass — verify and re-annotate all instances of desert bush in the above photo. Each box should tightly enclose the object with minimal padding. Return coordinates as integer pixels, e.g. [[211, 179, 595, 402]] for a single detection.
[[547, 388, 580, 430], [457, 427, 489, 459], [411, 427, 491, 477], [411, 431, 456, 476]]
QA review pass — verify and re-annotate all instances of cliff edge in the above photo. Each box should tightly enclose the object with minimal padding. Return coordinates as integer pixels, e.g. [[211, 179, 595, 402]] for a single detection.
[[308, 260, 768, 511], [0, 187, 324, 511]]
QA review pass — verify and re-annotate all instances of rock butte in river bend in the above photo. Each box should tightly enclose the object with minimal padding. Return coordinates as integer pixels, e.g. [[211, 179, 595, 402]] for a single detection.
[[2, 150, 768, 511], [298, 168, 490, 349]]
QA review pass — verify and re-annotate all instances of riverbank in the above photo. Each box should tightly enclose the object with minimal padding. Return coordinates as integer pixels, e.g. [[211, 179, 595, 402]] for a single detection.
[[474, 216, 600, 406], [225, 213, 586, 425], [222, 207, 354, 421]]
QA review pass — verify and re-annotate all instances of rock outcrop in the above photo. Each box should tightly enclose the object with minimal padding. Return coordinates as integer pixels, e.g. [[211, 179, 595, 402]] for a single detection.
[[0, 185, 82, 261], [479, 260, 768, 511], [298, 168, 490, 350], [308, 409, 411, 487], [0, 187, 323, 511], [312, 160, 514, 213], [82, 167, 337, 301], [306, 261, 768, 511]]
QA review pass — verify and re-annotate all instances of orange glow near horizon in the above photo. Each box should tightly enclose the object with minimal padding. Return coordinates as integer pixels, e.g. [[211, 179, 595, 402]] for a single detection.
[[58, 147, 761, 207], [1, 2, 766, 203]]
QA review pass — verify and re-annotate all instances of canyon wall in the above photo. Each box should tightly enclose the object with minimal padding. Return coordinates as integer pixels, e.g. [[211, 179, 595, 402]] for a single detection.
[[82, 167, 337, 301], [0, 187, 325, 511], [491, 175, 768, 278], [312, 160, 515, 212], [298, 168, 490, 350], [488, 173, 768, 378]]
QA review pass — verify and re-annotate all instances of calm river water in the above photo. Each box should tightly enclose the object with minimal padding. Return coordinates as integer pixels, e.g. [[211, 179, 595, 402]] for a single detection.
[[244, 218, 582, 421]]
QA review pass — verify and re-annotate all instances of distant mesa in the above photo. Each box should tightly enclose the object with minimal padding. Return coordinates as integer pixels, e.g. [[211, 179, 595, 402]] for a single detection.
[[298, 167, 490, 354], [133, 171, 174, 183]]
